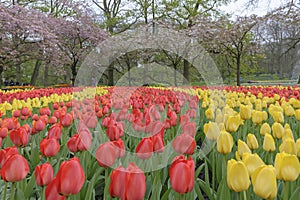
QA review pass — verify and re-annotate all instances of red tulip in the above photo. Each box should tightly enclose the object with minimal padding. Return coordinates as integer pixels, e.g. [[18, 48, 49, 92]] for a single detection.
[[0, 147, 19, 168], [1, 154, 29, 182], [112, 139, 125, 158], [182, 122, 196, 137], [32, 114, 39, 121], [96, 142, 117, 167], [49, 116, 57, 124], [136, 137, 153, 159], [152, 134, 164, 153], [45, 178, 66, 200], [21, 107, 31, 116], [60, 113, 73, 127], [0, 127, 8, 138], [40, 107, 51, 116], [32, 119, 46, 134], [83, 113, 98, 129], [47, 123, 62, 139], [106, 123, 124, 141], [169, 155, 195, 194], [172, 134, 196, 155], [40, 138, 60, 157], [10, 127, 30, 147], [110, 162, 146, 200], [13, 110, 21, 117], [34, 162, 54, 186], [56, 157, 85, 196], [179, 114, 190, 126]]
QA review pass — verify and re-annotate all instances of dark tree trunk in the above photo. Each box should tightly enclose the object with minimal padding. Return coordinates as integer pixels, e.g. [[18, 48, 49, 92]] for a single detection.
[[44, 62, 49, 87], [108, 63, 114, 86], [16, 64, 21, 83], [71, 63, 77, 86], [0, 66, 3, 86], [30, 60, 41, 85], [237, 54, 241, 86], [183, 60, 190, 85]]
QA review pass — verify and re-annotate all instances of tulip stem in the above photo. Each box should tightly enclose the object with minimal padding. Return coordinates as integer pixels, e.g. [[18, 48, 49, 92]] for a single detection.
[[212, 148, 215, 191], [243, 191, 247, 200], [41, 186, 46, 200], [283, 181, 289, 200], [9, 182, 15, 200], [3, 182, 8, 200]]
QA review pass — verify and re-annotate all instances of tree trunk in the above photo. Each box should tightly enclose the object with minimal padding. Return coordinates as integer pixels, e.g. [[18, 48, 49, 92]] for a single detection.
[[71, 63, 77, 86], [44, 62, 49, 87], [108, 63, 114, 86], [30, 60, 42, 86], [16, 64, 21, 84], [183, 60, 190, 85], [0, 66, 3, 86], [236, 54, 241, 86]]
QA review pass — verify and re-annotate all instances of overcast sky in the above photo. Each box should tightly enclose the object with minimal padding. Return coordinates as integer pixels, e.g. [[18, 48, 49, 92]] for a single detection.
[[220, 0, 286, 17]]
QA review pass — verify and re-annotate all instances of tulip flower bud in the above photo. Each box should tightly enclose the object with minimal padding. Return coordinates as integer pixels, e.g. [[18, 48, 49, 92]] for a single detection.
[[225, 115, 242, 133], [296, 138, 300, 157], [263, 134, 276, 152], [172, 134, 196, 155], [238, 139, 251, 158], [240, 104, 252, 120], [169, 156, 195, 194], [295, 109, 300, 121], [279, 138, 297, 155], [1, 154, 29, 182], [217, 130, 233, 154], [251, 165, 277, 199], [284, 105, 294, 116], [260, 122, 271, 135], [110, 163, 146, 200], [96, 142, 118, 167], [34, 162, 54, 186], [227, 159, 250, 192], [272, 122, 284, 139], [242, 153, 264, 176], [274, 152, 300, 181], [252, 111, 265, 125], [56, 157, 85, 196], [40, 138, 60, 157], [271, 111, 284, 123], [204, 122, 220, 140], [136, 137, 153, 159], [205, 107, 214, 120], [246, 134, 259, 150]]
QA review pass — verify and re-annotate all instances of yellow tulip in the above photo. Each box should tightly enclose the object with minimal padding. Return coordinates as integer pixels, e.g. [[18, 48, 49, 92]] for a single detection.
[[246, 134, 259, 150], [296, 138, 300, 157], [255, 99, 262, 111], [260, 123, 271, 135], [205, 107, 214, 120], [295, 109, 300, 121], [227, 159, 250, 192], [263, 134, 276, 152], [242, 153, 265, 176], [238, 139, 251, 157], [272, 122, 284, 139], [274, 152, 300, 181], [251, 165, 277, 199], [284, 105, 295, 117], [283, 128, 294, 141], [225, 115, 242, 133], [252, 110, 265, 125], [215, 109, 224, 123], [271, 111, 284, 123], [279, 138, 297, 155], [217, 130, 234, 154], [274, 94, 280, 101], [240, 104, 252, 120], [203, 122, 220, 140]]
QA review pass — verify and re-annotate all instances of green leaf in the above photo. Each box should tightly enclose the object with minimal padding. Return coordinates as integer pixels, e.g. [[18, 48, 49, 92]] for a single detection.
[[290, 186, 300, 200], [198, 179, 215, 200], [24, 175, 36, 198], [216, 179, 230, 200], [194, 181, 205, 200], [161, 188, 172, 200]]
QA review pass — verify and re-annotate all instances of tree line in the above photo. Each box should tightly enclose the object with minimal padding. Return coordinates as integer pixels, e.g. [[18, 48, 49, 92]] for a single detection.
[[0, 0, 299, 86]]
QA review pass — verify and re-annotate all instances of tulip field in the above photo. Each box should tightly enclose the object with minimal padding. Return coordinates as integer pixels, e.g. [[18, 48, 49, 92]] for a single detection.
[[0, 85, 300, 200]]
